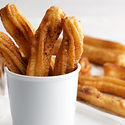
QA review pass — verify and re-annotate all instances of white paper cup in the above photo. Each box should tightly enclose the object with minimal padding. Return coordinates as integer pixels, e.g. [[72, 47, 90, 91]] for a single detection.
[[5, 63, 81, 125]]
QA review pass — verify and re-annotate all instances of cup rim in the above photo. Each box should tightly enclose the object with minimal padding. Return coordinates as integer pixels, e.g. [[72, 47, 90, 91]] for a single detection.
[[4, 63, 81, 81]]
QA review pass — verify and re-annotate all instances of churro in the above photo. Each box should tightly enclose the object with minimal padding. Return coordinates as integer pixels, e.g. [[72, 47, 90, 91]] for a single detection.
[[0, 4, 35, 60], [26, 6, 66, 76], [79, 74, 125, 98], [53, 16, 83, 75], [78, 85, 125, 117], [84, 36, 125, 55], [0, 32, 26, 74]]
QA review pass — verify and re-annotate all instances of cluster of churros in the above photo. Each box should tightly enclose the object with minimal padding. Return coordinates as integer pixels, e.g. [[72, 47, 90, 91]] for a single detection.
[[51, 34, 125, 117], [77, 36, 125, 117], [83, 36, 125, 80], [0, 4, 83, 77], [1, 3, 125, 118]]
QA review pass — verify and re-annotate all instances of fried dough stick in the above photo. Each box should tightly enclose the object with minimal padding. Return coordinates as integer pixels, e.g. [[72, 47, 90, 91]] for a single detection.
[[83, 44, 117, 65], [79, 75, 125, 98], [77, 85, 125, 117], [53, 17, 83, 75], [84, 36, 125, 55], [104, 63, 125, 80], [26, 6, 66, 76], [0, 32, 26, 74], [78, 75, 125, 87], [0, 4, 35, 60]]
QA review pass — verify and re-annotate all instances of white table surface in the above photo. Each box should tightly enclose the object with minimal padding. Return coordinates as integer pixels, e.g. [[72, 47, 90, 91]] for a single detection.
[[0, 0, 125, 124], [0, 97, 125, 125]]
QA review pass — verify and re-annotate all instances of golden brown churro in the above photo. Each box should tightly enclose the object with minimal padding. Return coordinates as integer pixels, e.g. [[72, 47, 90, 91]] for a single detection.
[[77, 85, 125, 117], [0, 32, 26, 74], [0, 4, 35, 60], [83, 44, 117, 65], [78, 75, 125, 87], [26, 6, 66, 76], [84, 36, 125, 55], [53, 17, 83, 75], [83, 36, 125, 66], [78, 74, 125, 98]]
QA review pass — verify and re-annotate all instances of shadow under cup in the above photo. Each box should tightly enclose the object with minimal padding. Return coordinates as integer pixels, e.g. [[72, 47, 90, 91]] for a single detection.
[[5, 63, 81, 125]]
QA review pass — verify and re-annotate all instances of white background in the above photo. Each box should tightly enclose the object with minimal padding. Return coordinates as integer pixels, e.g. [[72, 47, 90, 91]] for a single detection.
[[0, 0, 125, 18], [0, 0, 125, 43], [0, 0, 125, 124]]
